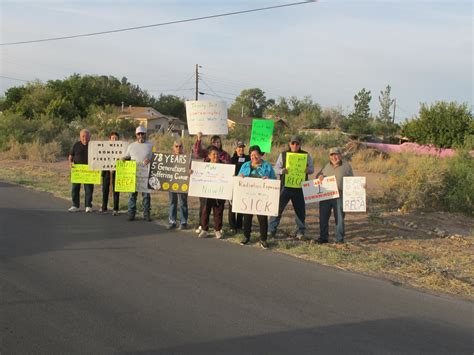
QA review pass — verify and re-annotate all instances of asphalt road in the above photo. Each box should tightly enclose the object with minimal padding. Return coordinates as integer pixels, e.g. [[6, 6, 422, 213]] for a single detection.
[[0, 182, 472, 354]]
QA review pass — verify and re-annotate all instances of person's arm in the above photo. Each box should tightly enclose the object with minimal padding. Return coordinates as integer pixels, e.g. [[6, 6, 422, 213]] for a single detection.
[[306, 154, 315, 175], [268, 163, 277, 180], [122, 144, 131, 161], [192, 133, 207, 159], [273, 154, 284, 175], [238, 162, 249, 177], [68, 144, 75, 167]]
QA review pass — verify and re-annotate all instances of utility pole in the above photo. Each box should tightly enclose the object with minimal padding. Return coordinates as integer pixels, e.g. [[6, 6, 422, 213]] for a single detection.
[[392, 98, 397, 123], [195, 64, 199, 101]]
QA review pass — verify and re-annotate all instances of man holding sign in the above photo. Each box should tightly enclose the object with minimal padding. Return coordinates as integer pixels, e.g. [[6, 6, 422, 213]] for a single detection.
[[269, 136, 314, 240], [316, 147, 354, 244], [123, 126, 154, 221], [68, 129, 94, 213]]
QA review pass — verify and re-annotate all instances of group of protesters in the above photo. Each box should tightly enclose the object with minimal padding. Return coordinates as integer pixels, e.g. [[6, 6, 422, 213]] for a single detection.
[[68, 126, 354, 249]]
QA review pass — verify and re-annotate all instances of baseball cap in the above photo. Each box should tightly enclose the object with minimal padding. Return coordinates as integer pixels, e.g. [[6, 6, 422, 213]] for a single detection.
[[290, 135, 301, 144], [329, 147, 342, 155], [135, 126, 147, 134], [236, 141, 246, 147]]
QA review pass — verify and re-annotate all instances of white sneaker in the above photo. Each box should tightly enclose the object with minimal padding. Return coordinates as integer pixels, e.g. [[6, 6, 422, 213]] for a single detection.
[[68, 206, 79, 212], [112, 210, 119, 216], [85, 207, 93, 213], [195, 226, 202, 234], [215, 230, 223, 239], [198, 230, 208, 238]]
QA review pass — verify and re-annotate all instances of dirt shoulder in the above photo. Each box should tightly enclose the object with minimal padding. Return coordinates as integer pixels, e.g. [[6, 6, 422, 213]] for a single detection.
[[0, 157, 472, 300]]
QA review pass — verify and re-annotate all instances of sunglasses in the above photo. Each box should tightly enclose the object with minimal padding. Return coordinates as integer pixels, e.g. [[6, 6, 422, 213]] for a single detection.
[[174, 145, 183, 148], [136, 132, 145, 136], [290, 141, 300, 145]]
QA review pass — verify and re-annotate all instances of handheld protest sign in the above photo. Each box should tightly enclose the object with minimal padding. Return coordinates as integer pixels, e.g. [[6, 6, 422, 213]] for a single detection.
[[88, 141, 129, 170], [302, 176, 339, 204], [343, 177, 366, 212], [115, 160, 137, 192], [285, 153, 307, 188], [185, 100, 228, 135], [136, 163, 151, 193], [188, 161, 235, 200], [231, 177, 280, 217], [148, 152, 190, 193], [70, 164, 101, 184], [249, 119, 274, 153]]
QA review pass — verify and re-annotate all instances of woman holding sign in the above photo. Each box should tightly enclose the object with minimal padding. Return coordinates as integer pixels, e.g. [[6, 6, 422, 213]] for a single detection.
[[228, 140, 250, 233], [268, 136, 314, 240], [100, 131, 120, 216], [239, 145, 276, 249]]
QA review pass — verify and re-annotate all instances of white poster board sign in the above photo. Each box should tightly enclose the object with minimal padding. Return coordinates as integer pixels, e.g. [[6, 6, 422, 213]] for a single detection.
[[232, 177, 281, 217], [88, 141, 129, 170], [136, 163, 151, 193], [185, 100, 228, 135], [188, 161, 235, 200], [343, 177, 366, 212], [302, 176, 340, 204]]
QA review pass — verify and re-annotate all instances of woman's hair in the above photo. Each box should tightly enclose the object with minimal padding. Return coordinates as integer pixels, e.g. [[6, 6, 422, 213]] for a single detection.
[[248, 145, 263, 156], [207, 145, 219, 154], [210, 135, 221, 143], [109, 131, 120, 138]]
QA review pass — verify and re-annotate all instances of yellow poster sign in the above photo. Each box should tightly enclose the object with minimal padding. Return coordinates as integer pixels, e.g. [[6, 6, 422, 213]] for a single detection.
[[285, 153, 307, 188], [115, 160, 137, 192], [70, 164, 101, 184]]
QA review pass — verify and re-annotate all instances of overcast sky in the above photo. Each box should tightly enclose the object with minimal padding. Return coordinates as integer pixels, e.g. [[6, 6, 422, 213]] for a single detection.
[[1, 0, 472, 121]]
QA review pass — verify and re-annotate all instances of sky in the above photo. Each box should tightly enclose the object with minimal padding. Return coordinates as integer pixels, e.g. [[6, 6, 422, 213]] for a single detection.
[[0, 0, 472, 121]]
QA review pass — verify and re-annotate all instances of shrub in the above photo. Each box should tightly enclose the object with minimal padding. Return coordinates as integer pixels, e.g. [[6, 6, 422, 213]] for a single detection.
[[4, 139, 26, 159], [25, 140, 62, 162], [442, 151, 473, 215]]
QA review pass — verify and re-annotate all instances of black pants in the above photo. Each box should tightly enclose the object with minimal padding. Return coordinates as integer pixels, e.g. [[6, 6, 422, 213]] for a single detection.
[[201, 199, 225, 232], [269, 187, 306, 234], [228, 202, 244, 230], [71, 183, 93, 208], [243, 214, 268, 241], [102, 171, 120, 211]]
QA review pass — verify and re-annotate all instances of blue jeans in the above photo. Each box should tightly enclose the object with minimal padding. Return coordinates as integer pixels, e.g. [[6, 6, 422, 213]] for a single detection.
[[128, 192, 151, 217], [168, 192, 188, 225], [319, 197, 345, 242], [269, 187, 306, 235], [71, 183, 93, 208]]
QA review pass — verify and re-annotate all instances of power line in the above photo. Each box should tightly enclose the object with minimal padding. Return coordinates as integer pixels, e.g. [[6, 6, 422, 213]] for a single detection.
[[0, 75, 29, 82], [1, 1, 316, 46]]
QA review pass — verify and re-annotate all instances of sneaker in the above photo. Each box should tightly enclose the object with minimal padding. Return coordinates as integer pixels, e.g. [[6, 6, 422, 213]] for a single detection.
[[178, 224, 188, 230], [269, 231, 276, 239], [167, 223, 177, 230], [68, 206, 79, 212], [215, 230, 223, 239], [240, 237, 250, 245], [198, 230, 208, 238], [99, 208, 107, 214], [144, 215, 152, 222], [128, 214, 135, 221], [295, 232, 305, 241], [85, 207, 93, 213], [195, 226, 202, 234], [316, 239, 328, 245], [260, 240, 269, 249], [112, 210, 119, 216]]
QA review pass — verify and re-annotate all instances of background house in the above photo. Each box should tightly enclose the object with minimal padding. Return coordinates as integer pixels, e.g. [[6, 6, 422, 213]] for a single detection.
[[118, 106, 186, 134]]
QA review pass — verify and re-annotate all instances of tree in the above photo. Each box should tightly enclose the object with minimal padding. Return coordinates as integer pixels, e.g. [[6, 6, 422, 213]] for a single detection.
[[229, 88, 273, 118], [401, 101, 473, 148], [378, 85, 394, 123], [152, 94, 186, 120], [347, 88, 373, 134]]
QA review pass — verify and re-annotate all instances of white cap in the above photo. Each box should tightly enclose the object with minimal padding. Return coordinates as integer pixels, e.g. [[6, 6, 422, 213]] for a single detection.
[[135, 126, 147, 134]]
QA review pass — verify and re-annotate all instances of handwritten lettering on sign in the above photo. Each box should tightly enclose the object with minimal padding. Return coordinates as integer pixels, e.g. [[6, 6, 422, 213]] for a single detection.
[[249, 119, 274, 153], [188, 161, 235, 200], [148, 153, 189, 193], [136, 163, 151, 193], [88, 141, 129, 170], [70, 164, 101, 184], [115, 160, 136, 192], [231, 177, 281, 217], [343, 176, 366, 212], [302, 176, 339, 204], [185, 100, 228, 135], [285, 153, 307, 188]]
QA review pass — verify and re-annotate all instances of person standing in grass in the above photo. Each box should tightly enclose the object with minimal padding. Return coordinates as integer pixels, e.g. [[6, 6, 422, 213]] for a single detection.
[[228, 140, 250, 233], [68, 128, 93, 213], [100, 131, 121, 216], [268, 135, 314, 240], [239, 145, 277, 249], [123, 126, 154, 222], [316, 147, 354, 244], [167, 140, 189, 230], [195, 146, 226, 239]]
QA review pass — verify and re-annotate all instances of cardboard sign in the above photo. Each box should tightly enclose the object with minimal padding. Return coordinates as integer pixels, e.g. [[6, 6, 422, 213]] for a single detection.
[[185, 100, 228, 135], [302, 176, 339, 204], [136, 163, 151, 193], [188, 161, 235, 200], [88, 141, 129, 170], [343, 177, 366, 212], [148, 153, 189, 193], [249, 119, 274, 153], [115, 160, 136, 192], [285, 153, 307, 188], [231, 177, 280, 217], [70, 164, 101, 184]]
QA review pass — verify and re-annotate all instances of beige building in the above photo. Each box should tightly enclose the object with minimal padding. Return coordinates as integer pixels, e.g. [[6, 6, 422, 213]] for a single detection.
[[118, 106, 186, 134]]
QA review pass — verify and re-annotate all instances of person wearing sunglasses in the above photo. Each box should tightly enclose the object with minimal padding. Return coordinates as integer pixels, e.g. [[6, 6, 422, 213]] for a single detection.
[[167, 140, 189, 230], [122, 125, 154, 221], [268, 135, 314, 240]]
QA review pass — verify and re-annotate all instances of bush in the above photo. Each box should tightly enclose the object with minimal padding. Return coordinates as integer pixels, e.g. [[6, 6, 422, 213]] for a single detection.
[[25, 140, 62, 162], [442, 151, 473, 215], [4, 139, 26, 159]]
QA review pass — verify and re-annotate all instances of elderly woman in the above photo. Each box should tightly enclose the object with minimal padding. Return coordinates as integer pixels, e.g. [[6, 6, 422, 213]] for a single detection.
[[238, 145, 276, 249]]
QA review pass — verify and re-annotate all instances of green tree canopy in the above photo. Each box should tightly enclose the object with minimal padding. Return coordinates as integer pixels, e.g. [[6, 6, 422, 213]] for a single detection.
[[347, 88, 373, 134], [229, 88, 274, 118]]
